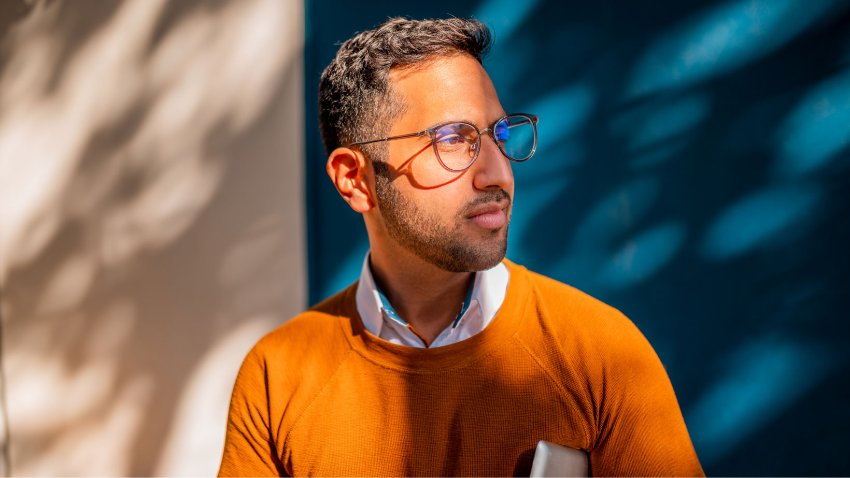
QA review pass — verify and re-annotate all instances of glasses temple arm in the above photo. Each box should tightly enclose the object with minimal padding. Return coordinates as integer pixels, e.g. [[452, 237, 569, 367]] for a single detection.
[[348, 130, 428, 147]]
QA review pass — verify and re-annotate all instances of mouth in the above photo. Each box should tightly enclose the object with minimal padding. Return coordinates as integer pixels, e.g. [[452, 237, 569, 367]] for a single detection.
[[466, 200, 509, 230]]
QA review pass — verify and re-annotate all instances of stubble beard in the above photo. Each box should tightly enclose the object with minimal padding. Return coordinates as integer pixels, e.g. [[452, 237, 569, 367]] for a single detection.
[[374, 170, 510, 273]]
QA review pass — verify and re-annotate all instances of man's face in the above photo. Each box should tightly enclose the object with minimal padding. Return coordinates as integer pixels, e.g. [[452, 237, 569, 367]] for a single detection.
[[372, 54, 514, 272]]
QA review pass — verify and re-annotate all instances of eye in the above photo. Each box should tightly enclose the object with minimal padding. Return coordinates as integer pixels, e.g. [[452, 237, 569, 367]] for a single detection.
[[434, 133, 469, 152], [436, 134, 466, 145]]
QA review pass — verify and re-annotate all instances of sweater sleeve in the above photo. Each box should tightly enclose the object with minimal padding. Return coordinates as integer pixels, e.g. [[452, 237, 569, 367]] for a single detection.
[[589, 313, 704, 477], [218, 346, 288, 477]]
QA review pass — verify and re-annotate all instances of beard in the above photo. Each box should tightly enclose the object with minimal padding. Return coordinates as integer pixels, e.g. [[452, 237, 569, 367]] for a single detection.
[[373, 165, 510, 272]]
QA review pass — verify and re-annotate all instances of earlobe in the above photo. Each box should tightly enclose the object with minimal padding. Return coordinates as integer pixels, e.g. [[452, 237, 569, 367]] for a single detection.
[[326, 147, 375, 213]]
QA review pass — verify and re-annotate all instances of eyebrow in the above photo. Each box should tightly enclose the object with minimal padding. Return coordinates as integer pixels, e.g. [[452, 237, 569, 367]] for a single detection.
[[423, 117, 486, 130]]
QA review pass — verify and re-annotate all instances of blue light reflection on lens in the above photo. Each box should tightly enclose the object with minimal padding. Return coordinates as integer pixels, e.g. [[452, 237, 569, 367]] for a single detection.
[[494, 120, 509, 141]]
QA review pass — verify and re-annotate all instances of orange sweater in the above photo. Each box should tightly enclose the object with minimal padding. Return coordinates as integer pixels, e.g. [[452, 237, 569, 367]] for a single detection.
[[219, 260, 704, 476]]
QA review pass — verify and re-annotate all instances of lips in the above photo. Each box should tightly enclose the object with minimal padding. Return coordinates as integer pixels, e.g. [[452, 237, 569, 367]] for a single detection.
[[466, 200, 509, 229]]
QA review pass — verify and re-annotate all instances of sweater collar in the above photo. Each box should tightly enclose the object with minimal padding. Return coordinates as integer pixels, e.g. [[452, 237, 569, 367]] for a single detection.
[[341, 259, 530, 371]]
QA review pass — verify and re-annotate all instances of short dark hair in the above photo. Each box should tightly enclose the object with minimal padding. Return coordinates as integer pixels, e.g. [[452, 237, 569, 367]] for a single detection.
[[318, 17, 492, 158]]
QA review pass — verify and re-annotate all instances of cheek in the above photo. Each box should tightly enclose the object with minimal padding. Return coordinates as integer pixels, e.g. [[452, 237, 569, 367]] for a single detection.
[[386, 141, 464, 189], [407, 150, 468, 189], [404, 186, 466, 222], [385, 136, 476, 189]]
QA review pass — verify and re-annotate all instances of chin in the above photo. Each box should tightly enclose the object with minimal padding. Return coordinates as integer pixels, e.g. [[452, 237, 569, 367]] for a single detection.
[[442, 238, 508, 273]]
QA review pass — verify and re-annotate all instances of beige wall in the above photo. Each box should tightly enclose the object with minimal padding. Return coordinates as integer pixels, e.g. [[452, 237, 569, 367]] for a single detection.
[[0, 0, 306, 474]]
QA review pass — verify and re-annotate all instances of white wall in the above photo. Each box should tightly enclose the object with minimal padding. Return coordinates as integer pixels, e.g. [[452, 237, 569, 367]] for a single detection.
[[0, 0, 306, 474]]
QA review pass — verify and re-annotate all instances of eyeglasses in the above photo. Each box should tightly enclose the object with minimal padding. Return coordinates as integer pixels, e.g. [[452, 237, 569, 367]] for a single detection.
[[348, 113, 539, 172]]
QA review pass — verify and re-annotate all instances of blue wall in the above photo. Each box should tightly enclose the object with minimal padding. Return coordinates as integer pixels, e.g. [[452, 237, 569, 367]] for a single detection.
[[305, 1, 850, 474]]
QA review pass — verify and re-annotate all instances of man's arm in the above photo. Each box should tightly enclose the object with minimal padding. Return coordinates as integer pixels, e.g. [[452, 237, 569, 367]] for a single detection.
[[218, 348, 287, 477], [590, 314, 704, 477]]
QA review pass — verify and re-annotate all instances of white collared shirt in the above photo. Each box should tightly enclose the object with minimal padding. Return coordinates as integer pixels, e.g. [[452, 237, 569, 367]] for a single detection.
[[355, 253, 510, 348]]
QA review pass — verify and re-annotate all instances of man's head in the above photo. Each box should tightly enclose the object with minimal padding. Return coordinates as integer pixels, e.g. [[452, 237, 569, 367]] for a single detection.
[[319, 17, 491, 157], [321, 18, 519, 273]]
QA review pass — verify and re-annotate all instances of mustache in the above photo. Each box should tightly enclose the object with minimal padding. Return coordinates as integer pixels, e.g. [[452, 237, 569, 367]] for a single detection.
[[462, 189, 512, 214]]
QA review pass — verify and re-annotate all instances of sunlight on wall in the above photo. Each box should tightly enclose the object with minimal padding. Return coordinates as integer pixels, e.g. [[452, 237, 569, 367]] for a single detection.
[[548, 176, 672, 290], [700, 184, 821, 260], [528, 83, 595, 162], [624, 95, 710, 152], [687, 336, 835, 465], [154, 316, 279, 476], [506, 83, 596, 261], [0, 0, 165, 273], [774, 68, 850, 177], [474, 0, 540, 43], [15, 373, 155, 475], [628, 0, 842, 98], [571, 177, 660, 251], [483, 33, 535, 93], [0, 0, 305, 475], [610, 93, 711, 168], [596, 222, 687, 289], [35, 254, 98, 315]]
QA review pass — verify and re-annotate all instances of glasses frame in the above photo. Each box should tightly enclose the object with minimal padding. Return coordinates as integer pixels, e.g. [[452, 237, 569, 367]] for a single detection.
[[348, 113, 539, 172]]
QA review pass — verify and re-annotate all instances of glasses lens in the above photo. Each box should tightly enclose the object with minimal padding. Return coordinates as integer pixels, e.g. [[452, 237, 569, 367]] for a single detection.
[[433, 122, 479, 171], [498, 115, 537, 161]]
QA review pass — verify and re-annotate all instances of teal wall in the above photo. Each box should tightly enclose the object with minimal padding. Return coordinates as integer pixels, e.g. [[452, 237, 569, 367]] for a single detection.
[[305, 1, 850, 474]]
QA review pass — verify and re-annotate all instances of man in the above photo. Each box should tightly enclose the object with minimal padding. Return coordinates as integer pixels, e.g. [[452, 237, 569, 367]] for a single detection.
[[219, 17, 703, 477]]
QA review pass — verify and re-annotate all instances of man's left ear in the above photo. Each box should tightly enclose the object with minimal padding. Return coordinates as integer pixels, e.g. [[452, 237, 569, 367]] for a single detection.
[[326, 147, 374, 213]]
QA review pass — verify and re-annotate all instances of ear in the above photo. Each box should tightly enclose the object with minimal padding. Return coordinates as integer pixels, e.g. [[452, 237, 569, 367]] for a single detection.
[[326, 147, 375, 213]]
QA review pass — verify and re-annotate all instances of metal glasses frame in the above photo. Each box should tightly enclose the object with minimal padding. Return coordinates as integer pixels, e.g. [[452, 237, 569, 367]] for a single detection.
[[347, 113, 539, 172]]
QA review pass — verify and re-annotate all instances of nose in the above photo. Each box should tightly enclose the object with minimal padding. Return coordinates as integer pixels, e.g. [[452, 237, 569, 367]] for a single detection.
[[470, 133, 513, 192]]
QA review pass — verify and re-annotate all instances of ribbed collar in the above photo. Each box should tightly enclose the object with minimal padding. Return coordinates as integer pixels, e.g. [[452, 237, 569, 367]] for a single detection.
[[340, 259, 530, 372]]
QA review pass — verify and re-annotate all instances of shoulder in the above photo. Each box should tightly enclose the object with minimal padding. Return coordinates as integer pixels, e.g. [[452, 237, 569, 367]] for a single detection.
[[511, 262, 636, 335], [508, 261, 653, 363], [242, 285, 358, 380]]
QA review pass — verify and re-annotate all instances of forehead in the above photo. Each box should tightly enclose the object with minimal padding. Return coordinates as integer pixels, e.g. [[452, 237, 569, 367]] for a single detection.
[[387, 54, 504, 130]]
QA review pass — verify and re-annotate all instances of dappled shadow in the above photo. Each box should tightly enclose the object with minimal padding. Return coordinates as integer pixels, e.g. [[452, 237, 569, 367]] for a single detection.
[[306, 0, 850, 474], [1, 0, 305, 474], [375, 142, 470, 190]]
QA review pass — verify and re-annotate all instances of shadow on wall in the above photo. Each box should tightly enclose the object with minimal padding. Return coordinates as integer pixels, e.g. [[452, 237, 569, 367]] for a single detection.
[[0, 0, 305, 475], [305, 0, 850, 475]]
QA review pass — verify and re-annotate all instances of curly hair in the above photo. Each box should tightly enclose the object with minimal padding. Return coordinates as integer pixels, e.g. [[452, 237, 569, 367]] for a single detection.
[[318, 17, 492, 159]]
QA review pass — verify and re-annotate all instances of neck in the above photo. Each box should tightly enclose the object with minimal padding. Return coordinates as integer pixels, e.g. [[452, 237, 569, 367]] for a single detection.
[[369, 245, 473, 346]]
